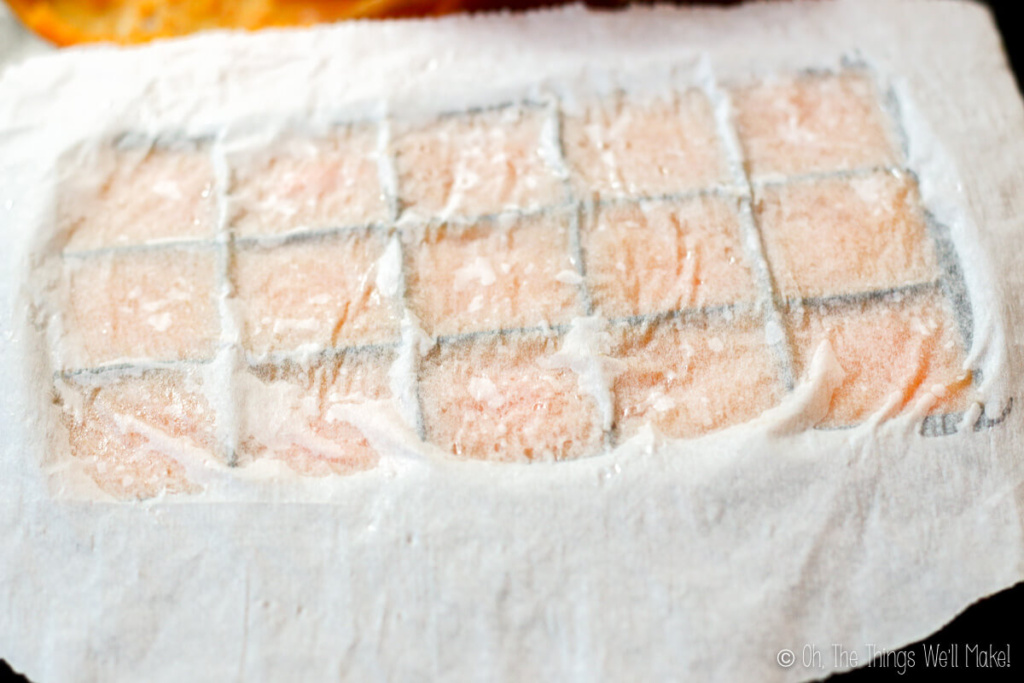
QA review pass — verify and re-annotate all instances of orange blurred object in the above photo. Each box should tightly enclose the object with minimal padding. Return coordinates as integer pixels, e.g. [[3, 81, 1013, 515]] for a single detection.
[[5, 0, 579, 46]]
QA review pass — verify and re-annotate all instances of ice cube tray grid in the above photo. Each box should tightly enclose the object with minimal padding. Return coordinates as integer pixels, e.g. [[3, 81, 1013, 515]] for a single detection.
[[53, 68, 1011, 466]]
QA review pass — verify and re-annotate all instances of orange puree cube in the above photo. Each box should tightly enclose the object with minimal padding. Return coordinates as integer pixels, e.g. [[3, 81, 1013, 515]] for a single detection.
[[788, 291, 972, 426], [756, 172, 937, 299], [239, 350, 393, 477], [582, 196, 757, 318], [58, 370, 217, 500], [62, 248, 219, 368], [420, 334, 603, 462], [405, 213, 582, 337], [392, 106, 565, 219], [60, 142, 216, 251], [233, 230, 400, 356], [562, 91, 726, 200], [228, 126, 387, 237], [732, 73, 897, 179], [612, 316, 782, 440]]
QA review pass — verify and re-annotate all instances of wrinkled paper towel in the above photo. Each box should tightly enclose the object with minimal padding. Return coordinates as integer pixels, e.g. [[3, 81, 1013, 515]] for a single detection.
[[2, 1, 1023, 680]]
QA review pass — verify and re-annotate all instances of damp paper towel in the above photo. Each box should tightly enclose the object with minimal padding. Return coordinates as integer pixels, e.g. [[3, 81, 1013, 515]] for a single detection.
[[2, 1, 1024, 681]]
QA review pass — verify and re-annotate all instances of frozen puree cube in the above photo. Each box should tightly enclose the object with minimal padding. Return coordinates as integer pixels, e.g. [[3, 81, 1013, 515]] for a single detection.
[[61, 247, 219, 369], [392, 106, 565, 220], [612, 315, 782, 440], [562, 90, 726, 200], [756, 171, 937, 299], [732, 72, 897, 179], [60, 141, 216, 251], [787, 290, 972, 426], [234, 229, 401, 357], [57, 369, 217, 500], [405, 213, 582, 337], [239, 350, 394, 477], [228, 125, 387, 238], [420, 333, 603, 462], [582, 196, 757, 319]]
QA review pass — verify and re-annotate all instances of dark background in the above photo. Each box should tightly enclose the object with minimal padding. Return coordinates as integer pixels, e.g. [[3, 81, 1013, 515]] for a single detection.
[[2, 1, 1022, 681], [984, 0, 1023, 89]]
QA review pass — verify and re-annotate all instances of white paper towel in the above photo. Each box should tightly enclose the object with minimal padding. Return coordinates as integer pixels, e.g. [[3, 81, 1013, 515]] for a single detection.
[[2, 2, 1023, 681]]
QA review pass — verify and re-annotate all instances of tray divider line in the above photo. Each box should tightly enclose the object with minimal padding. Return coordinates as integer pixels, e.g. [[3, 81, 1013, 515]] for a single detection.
[[379, 115, 428, 441], [752, 164, 907, 190], [703, 64, 797, 392], [541, 97, 593, 316], [210, 134, 244, 466], [544, 96, 616, 448]]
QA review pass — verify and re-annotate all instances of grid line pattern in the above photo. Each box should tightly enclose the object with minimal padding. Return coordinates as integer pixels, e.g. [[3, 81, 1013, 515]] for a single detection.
[[383, 113, 429, 441], [706, 72, 797, 392], [49, 66, 1012, 493], [546, 98, 614, 448], [210, 136, 241, 465]]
